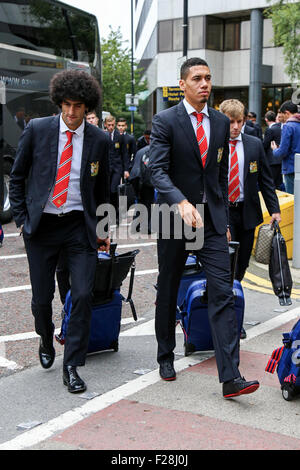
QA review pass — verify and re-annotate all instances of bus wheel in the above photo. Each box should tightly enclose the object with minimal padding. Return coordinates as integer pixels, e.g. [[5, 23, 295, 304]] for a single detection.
[[0, 160, 13, 224]]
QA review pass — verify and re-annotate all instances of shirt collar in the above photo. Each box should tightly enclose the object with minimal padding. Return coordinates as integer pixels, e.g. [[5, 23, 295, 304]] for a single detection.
[[183, 99, 209, 117], [230, 133, 242, 143], [59, 114, 85, 136]]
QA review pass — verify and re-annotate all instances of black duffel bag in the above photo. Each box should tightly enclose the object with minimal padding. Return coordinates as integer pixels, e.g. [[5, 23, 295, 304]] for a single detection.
[[93, 243, 140, 319]]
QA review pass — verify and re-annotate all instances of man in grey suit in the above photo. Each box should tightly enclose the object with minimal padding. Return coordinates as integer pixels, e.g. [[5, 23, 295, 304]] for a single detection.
[[9, 70, 110, 393], [149, 57, 260, 398]]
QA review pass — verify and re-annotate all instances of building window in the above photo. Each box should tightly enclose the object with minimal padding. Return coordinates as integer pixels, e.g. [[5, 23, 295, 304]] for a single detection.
[[189, 16, 205, 50], [173, 18, 183, 51], [206, 16, 224, 51], [240, 20, 250, 49], [224, 20, 240, 51], [158, 20, 173, 52]]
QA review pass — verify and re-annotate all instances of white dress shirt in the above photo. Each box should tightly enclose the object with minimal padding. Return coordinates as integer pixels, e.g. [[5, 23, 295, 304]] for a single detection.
[[229, 133, 245, 202], [182, 99, 210, 203], [44, 115, 84, 214]]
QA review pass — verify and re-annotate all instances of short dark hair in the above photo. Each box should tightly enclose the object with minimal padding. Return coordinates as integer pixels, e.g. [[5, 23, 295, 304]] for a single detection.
[[117, 117, 127, 123], [180, 57, 209, 79], [248, 111, 256, 118], [279, 100, 298, 114], [265, 111, 276, 122], [144, 130, 151, 135], [50, 70, 101, 111]]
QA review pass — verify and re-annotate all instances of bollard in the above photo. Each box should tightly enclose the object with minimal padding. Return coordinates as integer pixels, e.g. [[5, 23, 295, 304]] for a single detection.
[[293, 153, 300, 268]]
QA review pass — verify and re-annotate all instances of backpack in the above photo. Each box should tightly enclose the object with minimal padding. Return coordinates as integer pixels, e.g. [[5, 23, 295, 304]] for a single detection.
[[265, 318, 300, 401], [140, 150, 153, 187]]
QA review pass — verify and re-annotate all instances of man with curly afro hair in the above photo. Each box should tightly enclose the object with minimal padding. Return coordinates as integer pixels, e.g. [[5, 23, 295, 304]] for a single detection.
[[9, 70, 110, 393]]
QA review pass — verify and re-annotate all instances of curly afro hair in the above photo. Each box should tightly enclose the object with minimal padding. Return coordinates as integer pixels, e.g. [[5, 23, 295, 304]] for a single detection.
[[49, 70, 101, 111]]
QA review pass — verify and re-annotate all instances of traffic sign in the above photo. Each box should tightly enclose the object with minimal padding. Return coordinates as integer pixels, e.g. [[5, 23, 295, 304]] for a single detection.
[[128, 105, 137, 111]]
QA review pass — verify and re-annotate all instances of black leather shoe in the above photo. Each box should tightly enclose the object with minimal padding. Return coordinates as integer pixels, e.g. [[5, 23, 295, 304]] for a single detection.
[[240, 326, 247, 339], [159, 361, 176, 381], [63, 365, 87, 393], [223, 377, 259, 398], [39, 336, 55, 369]]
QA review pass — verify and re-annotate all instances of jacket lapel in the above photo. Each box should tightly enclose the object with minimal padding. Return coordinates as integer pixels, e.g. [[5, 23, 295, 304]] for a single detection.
[[81, 122, 93, 181], [205, 108, 218, 169], [176, 101, 203, 167], [242, 133, 250, 178], [49, 115, 60, 182]]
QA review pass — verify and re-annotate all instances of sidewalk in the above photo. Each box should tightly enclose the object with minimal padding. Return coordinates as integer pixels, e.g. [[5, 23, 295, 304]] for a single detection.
[[3, 306, 299, 452]]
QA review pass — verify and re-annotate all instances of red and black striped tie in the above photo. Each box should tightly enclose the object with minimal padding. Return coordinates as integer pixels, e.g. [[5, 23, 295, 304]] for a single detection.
[[228, 140, 240, 203], [193, 112, 208, 168], [52, 130, 74, 208]]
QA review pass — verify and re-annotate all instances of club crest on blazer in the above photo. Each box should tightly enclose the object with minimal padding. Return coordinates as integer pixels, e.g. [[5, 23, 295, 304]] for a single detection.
[[217, 147, 224, 163], [115, 142, 120, 149], [249, 161, 258, 173], [90, 161, 99, 176]]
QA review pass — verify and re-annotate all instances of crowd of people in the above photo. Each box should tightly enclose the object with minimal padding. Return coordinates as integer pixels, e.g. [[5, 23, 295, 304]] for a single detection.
[[7, 58, 300, 399]]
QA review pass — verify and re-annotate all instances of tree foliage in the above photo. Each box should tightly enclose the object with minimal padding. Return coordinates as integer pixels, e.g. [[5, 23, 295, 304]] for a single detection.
[[265, 0, 300, 83], [101, 27, 147, 135]]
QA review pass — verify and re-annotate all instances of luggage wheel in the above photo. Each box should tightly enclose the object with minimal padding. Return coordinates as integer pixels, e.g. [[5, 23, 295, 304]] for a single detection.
[[110, 340, 119, 352], [281, 383, 299, 401], [184, 342, 195, 356]]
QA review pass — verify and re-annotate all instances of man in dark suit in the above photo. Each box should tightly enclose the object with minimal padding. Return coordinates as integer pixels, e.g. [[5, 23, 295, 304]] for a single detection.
[[9, 70, 110, 393], [242, 107, 256, 136], [104, 115, 129, 223], [248, 111, 263, 139], [263, 110, 282, 189], [116, 117, 137, 169], [137, 130, 151, 151], [219, 100, 281, 338], [149, 57, 260, 399]]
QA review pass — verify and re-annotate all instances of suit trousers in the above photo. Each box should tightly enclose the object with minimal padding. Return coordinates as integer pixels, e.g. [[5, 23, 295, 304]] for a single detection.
[[229, 204, 255, 282], [23, 211, 97, 366], [155, 205, 241, 383]]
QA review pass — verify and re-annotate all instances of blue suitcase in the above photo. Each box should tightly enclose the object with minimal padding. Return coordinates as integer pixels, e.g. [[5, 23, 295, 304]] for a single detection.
[[179, 279, 244, 355], [55, 244, 139, 354], [265, 318, 300, 401], [0, 224, 3, 246]]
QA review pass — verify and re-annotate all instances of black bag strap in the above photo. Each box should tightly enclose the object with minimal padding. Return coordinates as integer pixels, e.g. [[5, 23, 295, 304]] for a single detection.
[[123, 260, 138, 321], [229, 241, 240, 286]]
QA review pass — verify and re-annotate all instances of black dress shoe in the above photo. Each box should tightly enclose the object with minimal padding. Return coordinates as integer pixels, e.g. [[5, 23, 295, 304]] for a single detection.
[[240, 326, 247, 339], [39, 337, 55, 369], [159, 361, 176, 381], [223, 376, 259, 398], [63, 365, 87, 393]]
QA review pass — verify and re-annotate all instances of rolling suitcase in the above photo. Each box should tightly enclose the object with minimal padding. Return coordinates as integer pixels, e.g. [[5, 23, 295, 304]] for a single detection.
[[177, 241, 244, 355], [55, 243, 139, 353], [265, 318, 300, 401], [0, 224, 3, 247]]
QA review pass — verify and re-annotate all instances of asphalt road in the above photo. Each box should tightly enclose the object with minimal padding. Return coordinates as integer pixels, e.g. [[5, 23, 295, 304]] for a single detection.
[[0, 213, 299, 445]]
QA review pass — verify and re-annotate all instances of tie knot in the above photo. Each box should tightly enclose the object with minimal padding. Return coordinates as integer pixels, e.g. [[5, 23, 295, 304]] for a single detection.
[[230, 140, 238, 147], [193, 112, 204, 123], [66, 130, 74, 142]]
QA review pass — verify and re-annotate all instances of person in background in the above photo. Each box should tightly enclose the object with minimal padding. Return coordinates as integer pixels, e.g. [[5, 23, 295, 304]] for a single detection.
[[219, 99, 281, 340], [9, 70, 110, 394], [116, 117, 137, 169], [247, 111, 263, 140], [86, 110, 99, 127], [242, 107, 256, 136], [104, 115, 130, 224], [137, 130, 151, 151], [263, 110, 283, 190], [271, 100, 300, 194]]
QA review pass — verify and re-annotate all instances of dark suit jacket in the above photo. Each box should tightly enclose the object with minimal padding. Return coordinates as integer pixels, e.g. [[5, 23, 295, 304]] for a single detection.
[[239, 133, 280, 230], [244, 124, 256, 136], [9, 115, 110, 249], [149, 101, 230, 235], [263, 122, 282, 166], [108, 129, 130, 173]]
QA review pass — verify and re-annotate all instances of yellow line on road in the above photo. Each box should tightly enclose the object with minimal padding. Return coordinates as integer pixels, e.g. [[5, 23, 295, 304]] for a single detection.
[[244, 271, 300, 295], [242, 280, 300, 299]]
